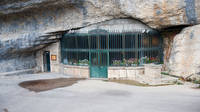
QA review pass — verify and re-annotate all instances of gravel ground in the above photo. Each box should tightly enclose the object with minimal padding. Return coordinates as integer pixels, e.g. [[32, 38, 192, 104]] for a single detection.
[[0, 73, 200, 112]]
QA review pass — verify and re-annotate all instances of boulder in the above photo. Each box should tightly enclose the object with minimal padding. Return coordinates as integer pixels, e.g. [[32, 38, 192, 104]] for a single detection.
[[169, 24, 200, 78]]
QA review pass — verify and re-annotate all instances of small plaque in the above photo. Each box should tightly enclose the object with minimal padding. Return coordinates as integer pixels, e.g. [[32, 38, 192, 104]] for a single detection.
[[51, 55, 57, 61]]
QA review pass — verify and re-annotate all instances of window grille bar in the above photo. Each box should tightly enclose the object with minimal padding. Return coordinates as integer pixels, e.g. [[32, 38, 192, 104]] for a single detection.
[[61, 30, 163, 66]]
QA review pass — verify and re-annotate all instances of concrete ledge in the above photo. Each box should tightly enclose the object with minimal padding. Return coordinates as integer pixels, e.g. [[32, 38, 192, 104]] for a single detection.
[[63, 65, 89, 69], [108, 66, 144, 70], [63, 65, 89, 78], [108, 66, 145, 79], [0, 69, 35, 76], [144, 64, 162, 69]]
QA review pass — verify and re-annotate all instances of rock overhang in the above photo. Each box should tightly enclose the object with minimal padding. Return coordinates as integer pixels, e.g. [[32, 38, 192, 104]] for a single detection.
[[68, 19, 157, 34], [0, 0, 200, 29]]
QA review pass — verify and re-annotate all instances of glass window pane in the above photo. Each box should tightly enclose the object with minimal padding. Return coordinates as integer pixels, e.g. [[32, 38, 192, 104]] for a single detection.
[[77, 52, 89, 65], [100, 35, 107, 49], [91, 52, 98, 65], [109, 34, 122, 49], [152, 36, 160, 47], [62, 52, 77, 65], [61, 32, 162, 66], [65, 36, 76, 49], [77, 36, 89, 49], [109, 52, 123, 66], [125, 34, 135, 48], [99, 52, 107, 66], [90, 35, 97, 49]]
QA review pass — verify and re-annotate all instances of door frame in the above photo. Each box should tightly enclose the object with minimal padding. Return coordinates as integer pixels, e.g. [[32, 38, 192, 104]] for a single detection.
[[89, 34, 109, 78], [43, 51, 51, 72], [89, 51, 108, 78]]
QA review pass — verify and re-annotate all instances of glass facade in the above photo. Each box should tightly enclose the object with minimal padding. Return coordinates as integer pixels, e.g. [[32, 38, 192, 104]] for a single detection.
[[61, 31, 163, 66]]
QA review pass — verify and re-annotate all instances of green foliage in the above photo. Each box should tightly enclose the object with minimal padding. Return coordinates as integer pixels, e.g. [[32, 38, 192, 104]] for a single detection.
[[112, 57, 161, 66], [161, 72, 170, 75], [112, 60, 122, 66], [78, 59, 89, 65], [173, 80, 183, 85], [192, 79, 200, 84]]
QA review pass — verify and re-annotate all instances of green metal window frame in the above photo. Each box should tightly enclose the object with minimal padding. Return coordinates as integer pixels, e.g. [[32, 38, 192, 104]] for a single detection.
[[61, 30, 163, 67]]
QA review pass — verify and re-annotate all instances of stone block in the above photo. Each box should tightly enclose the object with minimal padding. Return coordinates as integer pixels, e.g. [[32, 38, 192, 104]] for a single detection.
[[145, 64, 162, 79], [127, 70, 136, 80], [63, 65, 89, 78], [119, 69, 127, 78]]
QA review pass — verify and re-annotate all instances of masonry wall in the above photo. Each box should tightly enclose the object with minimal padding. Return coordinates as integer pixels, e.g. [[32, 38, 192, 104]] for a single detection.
[[63, 65, 90, 78], [36, 38, 61, 73], [108, 67, 144, 80]]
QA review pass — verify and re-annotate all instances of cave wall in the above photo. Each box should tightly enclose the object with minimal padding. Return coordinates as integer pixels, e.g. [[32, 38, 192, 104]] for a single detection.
[[0, 3, 109, 73], [161, 28, 183, 71], [0, 32, 58, 73], [0, 53, 36, 72]]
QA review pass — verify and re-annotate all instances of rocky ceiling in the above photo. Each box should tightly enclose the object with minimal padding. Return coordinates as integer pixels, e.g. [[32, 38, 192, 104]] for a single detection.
[[0, 0, 200, 29], [0, 0, 82, 15]]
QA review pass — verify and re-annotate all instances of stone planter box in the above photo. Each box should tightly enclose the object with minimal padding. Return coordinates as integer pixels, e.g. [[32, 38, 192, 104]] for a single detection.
[[63, 65, 89, 78], [108, 67, 144, 80], [144, 64, 162, 79], [62, 64, 163, 82]]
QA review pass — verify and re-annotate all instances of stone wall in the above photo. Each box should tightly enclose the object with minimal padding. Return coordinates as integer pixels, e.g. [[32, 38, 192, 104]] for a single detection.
[[63, 65, 90, 78], [61, 65, 145, 80], [144, 64, 162, 79], [108, 67, 144, 80], [36, 37, 61, 73], [108, 64, 163, 85]]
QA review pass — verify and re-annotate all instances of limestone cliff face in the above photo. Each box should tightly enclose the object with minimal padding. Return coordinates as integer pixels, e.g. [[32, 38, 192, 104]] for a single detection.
[[0, 0, 200, 29], [0, 0, 200, 74]]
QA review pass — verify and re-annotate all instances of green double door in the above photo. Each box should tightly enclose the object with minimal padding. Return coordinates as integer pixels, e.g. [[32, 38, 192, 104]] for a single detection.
[[90, 52, 108, 78]]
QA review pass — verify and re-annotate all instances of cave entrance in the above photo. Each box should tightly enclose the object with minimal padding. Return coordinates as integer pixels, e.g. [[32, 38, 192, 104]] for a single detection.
[[43, 51, 51, 72], [61, 29, 163, 78]]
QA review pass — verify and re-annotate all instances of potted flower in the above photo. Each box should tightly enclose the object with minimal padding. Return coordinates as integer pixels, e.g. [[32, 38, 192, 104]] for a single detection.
[[78, 59, 89, 65], [112, 60, 121, 66]]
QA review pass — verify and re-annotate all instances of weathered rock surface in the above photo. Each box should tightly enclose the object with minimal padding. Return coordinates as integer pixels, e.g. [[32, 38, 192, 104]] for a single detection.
[[168, 24, 200, 78], [0, 53, 36, 72], [0, 33, 59, 73], [72, 19, 155, 33], [0, 32, 59, 57], [0, 0, 200, 29], [0, 0, 76, 15]]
